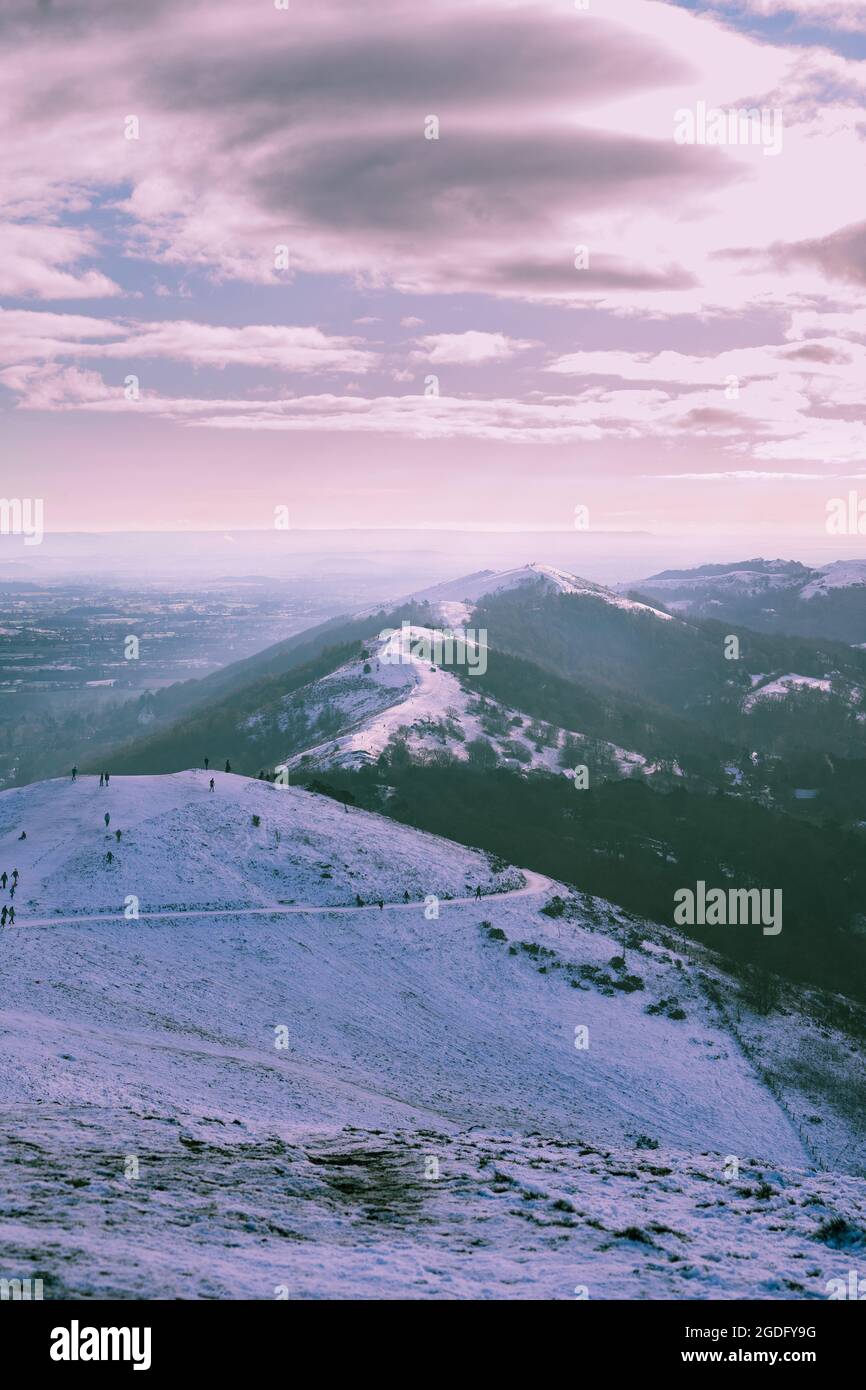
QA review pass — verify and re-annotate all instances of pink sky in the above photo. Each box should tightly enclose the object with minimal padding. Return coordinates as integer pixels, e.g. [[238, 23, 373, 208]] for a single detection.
[[2, 0, 865, 539]]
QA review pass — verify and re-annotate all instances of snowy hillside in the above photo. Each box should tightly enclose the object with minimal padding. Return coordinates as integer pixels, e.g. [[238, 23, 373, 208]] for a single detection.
[[801, 560, 866, 599], [633, 557, 866, 641], [416, 561, 674, 623], [2, 772, 864, 1297], [0, 771, 517, 915], [743, 673, 833, 710], [273, 624, 645, 776]]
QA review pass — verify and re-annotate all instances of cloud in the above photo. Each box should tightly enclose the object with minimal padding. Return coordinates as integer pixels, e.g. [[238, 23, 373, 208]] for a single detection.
[[0, 309, 376, 374], [413, 332, 537, 364], [97, 321, 376, 373], [762, 220, 866, 287], [0, 224, 120, 299], [701, 1, 866, 32], [0, 0, 770, 308], [3, 0, 866, 490]]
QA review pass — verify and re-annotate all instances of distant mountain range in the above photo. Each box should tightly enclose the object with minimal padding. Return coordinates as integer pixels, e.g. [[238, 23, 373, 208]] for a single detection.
[[630, 557, 866, 642], [70, 556, 866, 781]]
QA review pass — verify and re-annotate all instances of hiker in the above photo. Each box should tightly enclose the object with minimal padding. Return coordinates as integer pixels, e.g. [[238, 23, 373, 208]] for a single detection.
[[475, 886, 482, 900], [115, 829, 122, 842], [104, 813, 110, 828], [209, 778, 215, 792], [99, 773, 104, 788], [18, 832, 25, 841], [403, 890, 410, 903], [7, 906, 14, 926], [204, 757, 209, 771], [355, 894, 364, 907], [1, 872, 7, 890], [106, 850, 113, 864], [225, 760, 231, 774], [9, 883, 15, 900], [378, 899, 384, 911], [105, 772, 110, 785], [12, 869, 18, 884], [1, 907, 6, 927], [71, 766, 77, 782]]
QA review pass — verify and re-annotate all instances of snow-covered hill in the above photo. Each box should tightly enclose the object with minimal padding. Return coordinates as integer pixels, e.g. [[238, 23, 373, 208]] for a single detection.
[[2, 772, 864, 1298], [634, 557, 866, 641], [417, 561, 674, 624], [801, 560, 866, 599], [271, 624, 645, 776]]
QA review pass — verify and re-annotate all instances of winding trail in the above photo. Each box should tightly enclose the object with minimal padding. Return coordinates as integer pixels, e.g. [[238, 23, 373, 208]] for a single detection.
[[9, 868, 554, 929]]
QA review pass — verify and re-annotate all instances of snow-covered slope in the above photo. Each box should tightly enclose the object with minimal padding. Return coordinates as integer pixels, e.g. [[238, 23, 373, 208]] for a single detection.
[[743, 673, 863, 712], [635, 557, 866, 636], [417, 561, 673, 622], [638, 561, 807, 600], [1, 773, 862, 1299], [801, 560, 866, 599], [274, 625, 645, 775], [0, 770, 516, 915]]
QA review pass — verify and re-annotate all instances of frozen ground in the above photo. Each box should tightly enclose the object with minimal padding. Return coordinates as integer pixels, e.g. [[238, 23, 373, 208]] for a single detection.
[[0, 773, 863, 1299], [5, 1111, 864, 1300]]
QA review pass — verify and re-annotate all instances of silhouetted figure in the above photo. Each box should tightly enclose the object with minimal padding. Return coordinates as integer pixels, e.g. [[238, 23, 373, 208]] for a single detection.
[[355, 894, 363, 907], [115, 829, 122, 842], [99, 773, 104, 788], [9, 883, 15, 900], [106, 851, 113, 864], [104, 813, 110, 828], [71, 767, 77, 781], [1, 907, 6, 927], [7, 906, 14, 926], [225, 761, 231, 774], [105, 773, 110, 785], [204, 757, 209, 771], [1, 873, 7, 889], [475, 886, 482, 900], [378, 899, 384, 911], [403, 890, 410, 903], [18, 832, 25, 841], [12, 869, 18, 884], [258, 770, 264, 780], [209, 778, 215, 792]]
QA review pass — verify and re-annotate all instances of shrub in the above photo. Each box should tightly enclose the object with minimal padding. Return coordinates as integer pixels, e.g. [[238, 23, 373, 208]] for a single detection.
[[541, 896, 566, 918]]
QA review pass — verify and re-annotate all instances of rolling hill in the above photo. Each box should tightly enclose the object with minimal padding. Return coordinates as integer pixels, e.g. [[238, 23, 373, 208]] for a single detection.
[[2, 772, 864, 1297]]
